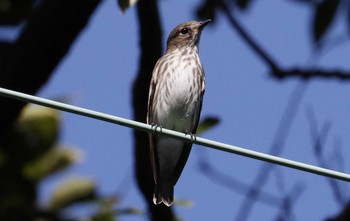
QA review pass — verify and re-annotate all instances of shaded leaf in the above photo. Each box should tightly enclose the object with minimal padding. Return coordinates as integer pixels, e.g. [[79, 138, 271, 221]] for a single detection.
[[93, 212, 116, 221], [117, 0, 138, 13], [235, 0, 252, 10], [196, 116, 220, 134], [48, 177, 97, 210], [0, 0, 33, 25], [3, 104, 60, 164], [23, 146, 82, 181], [196, 0, 217, 24], [312, 0, 340, 45]]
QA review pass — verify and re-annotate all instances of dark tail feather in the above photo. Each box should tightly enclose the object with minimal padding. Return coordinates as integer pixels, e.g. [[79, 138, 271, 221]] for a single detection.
[[153, 182, 174, 207]]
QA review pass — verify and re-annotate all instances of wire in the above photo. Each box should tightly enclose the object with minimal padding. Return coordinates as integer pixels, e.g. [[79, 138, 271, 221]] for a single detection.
[[1, 86, 350, 182]]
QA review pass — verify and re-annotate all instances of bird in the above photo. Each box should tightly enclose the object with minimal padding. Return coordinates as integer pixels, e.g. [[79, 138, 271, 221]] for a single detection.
[[147, 19, 210, 207]]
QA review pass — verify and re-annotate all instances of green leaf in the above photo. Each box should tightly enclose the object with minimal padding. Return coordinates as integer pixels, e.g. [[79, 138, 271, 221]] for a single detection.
[[0, 0, 33, 25], [117, 0, 138, 13], [93, 195, 144, 220], [196, 116, 220, 135], [17, 104, 60, 150], [48, 177, 97, 210], [3, 104, 60, 164], [174, 198, 193, 208], [92, 196, 118, 221], [23, 146, 82, 181], [93, 212, 116, 221], [312, 0, 340, 45]]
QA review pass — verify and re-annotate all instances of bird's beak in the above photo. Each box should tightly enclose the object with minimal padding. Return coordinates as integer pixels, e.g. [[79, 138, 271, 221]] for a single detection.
[[198, 19, 211, 30]]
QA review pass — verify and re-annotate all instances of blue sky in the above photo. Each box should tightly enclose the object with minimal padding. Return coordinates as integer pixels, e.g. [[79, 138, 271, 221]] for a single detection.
[[38, 0, 350, 220]]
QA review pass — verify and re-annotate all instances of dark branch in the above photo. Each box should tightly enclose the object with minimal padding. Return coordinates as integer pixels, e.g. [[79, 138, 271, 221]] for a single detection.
[[197, 152, 282, 207], [133, 0, 175, 220], [274, 182, 304, 221], [235, 82, 307, 221], [217, 0, 281, 73], [274, 68, 350, 80], [0, 0, 102, 139], [217, 0, 350, 81], [0, 1, 102, 220], [196, 148, 304, 219]]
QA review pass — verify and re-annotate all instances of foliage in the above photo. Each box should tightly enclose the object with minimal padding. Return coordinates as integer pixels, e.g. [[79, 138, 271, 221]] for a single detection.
[[0, 104, 139, 221], [2, 0, 350, 220], [289, 0, 350, 48]]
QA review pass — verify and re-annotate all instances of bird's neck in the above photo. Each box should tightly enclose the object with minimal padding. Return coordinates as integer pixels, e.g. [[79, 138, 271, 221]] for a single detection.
[[166, 45, 199, 55]]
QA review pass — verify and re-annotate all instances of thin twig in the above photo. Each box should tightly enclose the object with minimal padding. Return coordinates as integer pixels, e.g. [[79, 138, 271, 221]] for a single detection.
[[235, 82, 307, 221], [217, 0, 350, 80], [218, 0, 281, 73]]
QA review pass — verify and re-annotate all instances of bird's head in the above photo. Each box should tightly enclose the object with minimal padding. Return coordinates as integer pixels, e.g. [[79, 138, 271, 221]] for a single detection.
[[166, 19, 211, 53]]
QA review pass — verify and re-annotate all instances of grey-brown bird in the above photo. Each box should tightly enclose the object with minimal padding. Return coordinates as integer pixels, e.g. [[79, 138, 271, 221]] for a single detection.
[[147, 20, 210, 207]]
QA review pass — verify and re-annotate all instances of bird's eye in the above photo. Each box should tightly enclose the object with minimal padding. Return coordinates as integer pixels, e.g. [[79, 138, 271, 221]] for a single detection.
[[180, 28, 189, 35]]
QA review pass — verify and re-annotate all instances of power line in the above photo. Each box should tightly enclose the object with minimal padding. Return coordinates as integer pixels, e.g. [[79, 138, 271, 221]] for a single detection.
[[1, 86, 350, 182]]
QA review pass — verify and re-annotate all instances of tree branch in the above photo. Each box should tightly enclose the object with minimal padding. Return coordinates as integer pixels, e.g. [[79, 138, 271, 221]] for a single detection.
[[274, 68, 350, 80], [217, 0, 350, 81], [217, 0, 281, 73], [235, 82, 307, 221], [0, 0, 102, 139], [133, 0, 175, 220]]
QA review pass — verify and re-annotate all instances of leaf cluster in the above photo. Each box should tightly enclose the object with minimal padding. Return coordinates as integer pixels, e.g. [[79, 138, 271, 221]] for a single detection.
[[0, 104, 139, 221]]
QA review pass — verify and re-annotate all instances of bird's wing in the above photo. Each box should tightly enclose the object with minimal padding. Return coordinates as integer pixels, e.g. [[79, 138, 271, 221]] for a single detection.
[[147, 59, 163, 184]]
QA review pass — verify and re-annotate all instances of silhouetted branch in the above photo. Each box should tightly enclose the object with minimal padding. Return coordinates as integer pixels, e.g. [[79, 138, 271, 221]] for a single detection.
[[217, 0, 281, 73], [274, 181, 304, 221], [276, 68, 350, 80], [197, 151, 280, 206], [216, 0, 350, 81], [196, 147, 304, 219], [0, 0, 102, 139], [133, 0, 176, 220], [0, 1, 102, 220], [234, 82, 307, 221]]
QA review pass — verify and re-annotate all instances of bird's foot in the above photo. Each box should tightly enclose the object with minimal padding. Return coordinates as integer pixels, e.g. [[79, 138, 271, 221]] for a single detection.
[[185, 130, 196, 143], [151, 123, 163, 133]]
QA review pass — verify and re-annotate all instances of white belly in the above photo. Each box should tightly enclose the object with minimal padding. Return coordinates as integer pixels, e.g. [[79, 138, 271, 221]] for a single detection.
[[154, 56, 201, 132]]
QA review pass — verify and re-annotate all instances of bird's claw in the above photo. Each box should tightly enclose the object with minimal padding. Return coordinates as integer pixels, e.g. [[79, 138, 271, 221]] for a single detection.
[[185, 130, 196, 143], [151, 123, 163, 133]]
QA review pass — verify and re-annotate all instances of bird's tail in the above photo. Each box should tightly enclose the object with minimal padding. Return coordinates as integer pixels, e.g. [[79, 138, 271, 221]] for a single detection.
[[153, 182, 174, 207]]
